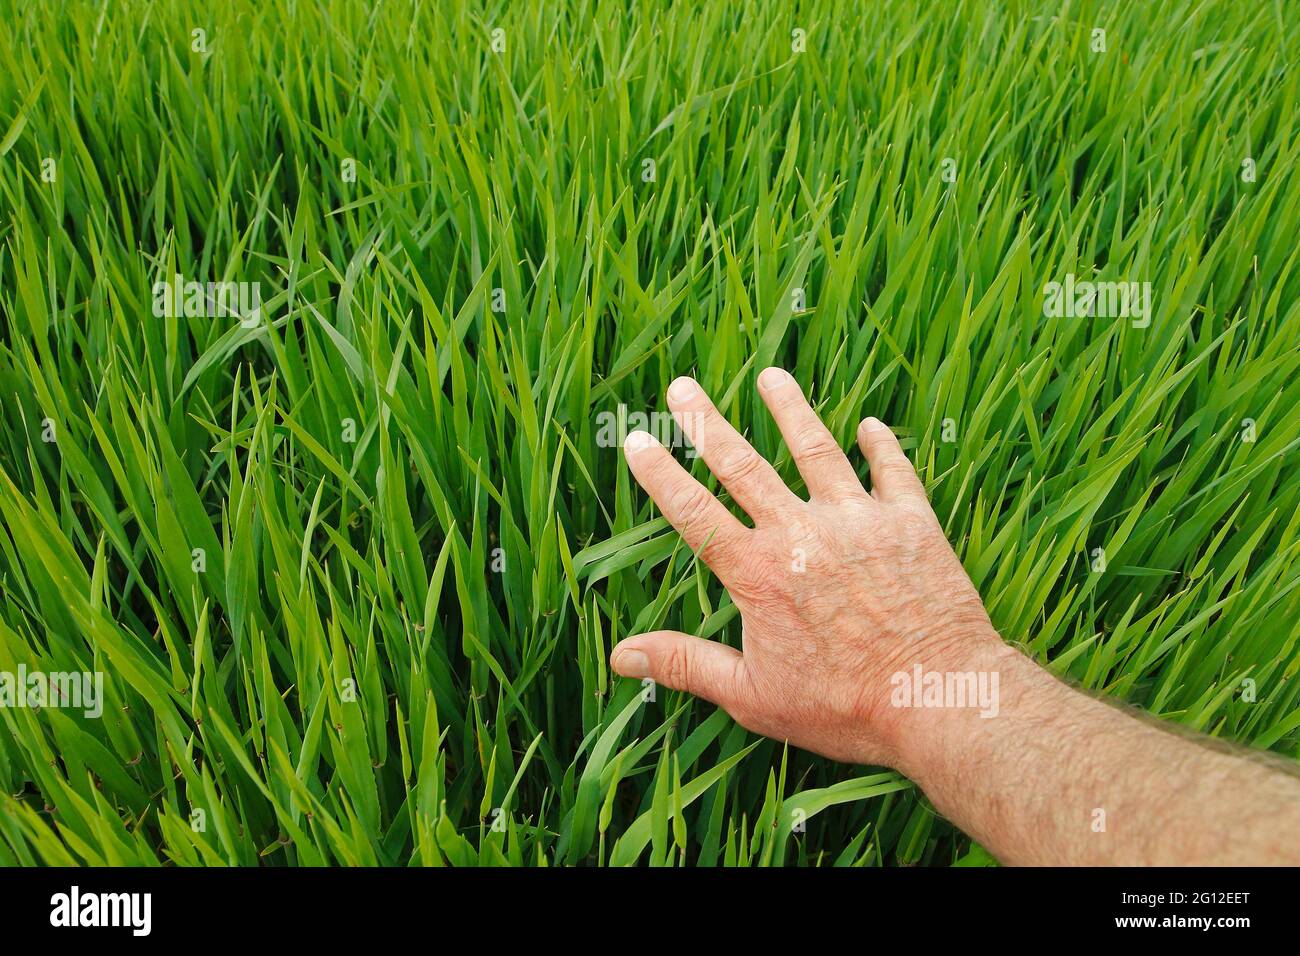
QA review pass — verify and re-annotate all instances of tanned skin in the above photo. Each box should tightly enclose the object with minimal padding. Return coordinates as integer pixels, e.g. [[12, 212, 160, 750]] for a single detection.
[[610, 366, 1300, 866]]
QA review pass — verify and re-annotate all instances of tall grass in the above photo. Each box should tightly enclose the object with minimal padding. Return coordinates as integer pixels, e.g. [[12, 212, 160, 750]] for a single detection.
[[0, 0, 1297, 866]]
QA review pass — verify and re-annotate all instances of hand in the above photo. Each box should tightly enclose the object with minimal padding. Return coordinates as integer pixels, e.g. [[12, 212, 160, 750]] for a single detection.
[[613, 367, 1300, 864], [611, 367, 1009, 768]]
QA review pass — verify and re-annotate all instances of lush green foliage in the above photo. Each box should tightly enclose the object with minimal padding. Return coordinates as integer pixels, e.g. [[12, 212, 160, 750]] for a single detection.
[[0, 0, 1297, 866]]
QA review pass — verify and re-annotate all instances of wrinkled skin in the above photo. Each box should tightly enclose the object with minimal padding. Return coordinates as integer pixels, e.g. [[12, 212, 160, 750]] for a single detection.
[[612, 366, 1003, 767]]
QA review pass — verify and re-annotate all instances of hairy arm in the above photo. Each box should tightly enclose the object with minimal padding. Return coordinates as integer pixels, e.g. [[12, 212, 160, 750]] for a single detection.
[[611, 367, 1300, 866], [897, 640, 1300, 865]]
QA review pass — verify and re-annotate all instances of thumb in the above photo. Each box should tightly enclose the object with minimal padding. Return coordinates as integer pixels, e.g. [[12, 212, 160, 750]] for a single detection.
[[611, 631, 748, 711]]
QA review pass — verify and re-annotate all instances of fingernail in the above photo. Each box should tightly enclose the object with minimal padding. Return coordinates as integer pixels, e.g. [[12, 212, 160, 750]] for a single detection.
[[758, 367, 790, 390], [667, 377, 698, 402], [624, 430, 656, 452], [613, 648, 651, 678], [862, 417, 887, 433]]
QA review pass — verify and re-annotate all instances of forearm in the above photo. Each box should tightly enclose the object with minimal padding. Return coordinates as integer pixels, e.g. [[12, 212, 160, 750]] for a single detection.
[[893, 637, 1300, 866]]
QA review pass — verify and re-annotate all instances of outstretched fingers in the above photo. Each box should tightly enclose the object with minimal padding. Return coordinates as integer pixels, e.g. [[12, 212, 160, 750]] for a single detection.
[[623, 430, 749, 576], [664, 376, 801, 524]]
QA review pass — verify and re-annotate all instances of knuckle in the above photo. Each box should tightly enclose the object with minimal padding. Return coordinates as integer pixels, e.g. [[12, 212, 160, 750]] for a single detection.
[[714, 443, 764, 485], [661, 644, 692, 692], [865, 430, 897, 452], [906, 481, 934, 502], [898, 494, 938, 520], [880, 458, 919, 482], [783, 513, 822, 544], [671, 485, 716, 530], [794, 423, 842, 460]]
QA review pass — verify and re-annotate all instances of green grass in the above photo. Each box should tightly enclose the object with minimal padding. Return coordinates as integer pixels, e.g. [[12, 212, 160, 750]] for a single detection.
[[0, 0, 1297, 866]]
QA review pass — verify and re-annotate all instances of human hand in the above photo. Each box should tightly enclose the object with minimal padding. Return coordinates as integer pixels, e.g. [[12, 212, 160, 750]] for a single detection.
[[611, 367, 1010, 768]]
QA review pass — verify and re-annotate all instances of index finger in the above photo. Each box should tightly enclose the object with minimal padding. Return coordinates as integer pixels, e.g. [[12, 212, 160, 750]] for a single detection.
[[623, 430, 749, 576]]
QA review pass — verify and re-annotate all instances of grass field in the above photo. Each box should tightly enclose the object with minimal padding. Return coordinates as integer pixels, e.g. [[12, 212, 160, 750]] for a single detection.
[[0, 0, 1298, 866]]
